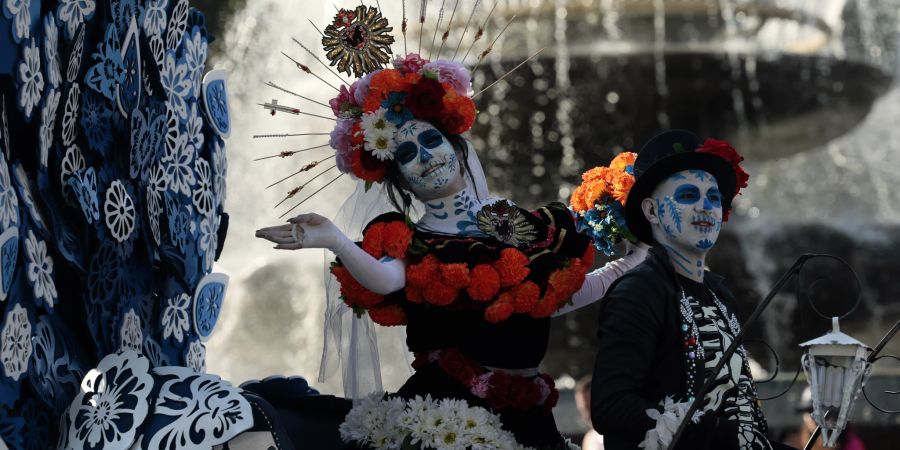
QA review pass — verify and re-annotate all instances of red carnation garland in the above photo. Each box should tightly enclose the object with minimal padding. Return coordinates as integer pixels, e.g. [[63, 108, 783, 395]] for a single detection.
[[412, 349, 560, 413]]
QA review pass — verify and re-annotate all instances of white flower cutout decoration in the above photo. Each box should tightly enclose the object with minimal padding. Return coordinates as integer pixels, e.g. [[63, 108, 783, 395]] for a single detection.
[[0, 156, 18, 230], [5, 0, 32, 42], [18, 38, 44, 120], [104, 180, 136, 242], [138, 366, 253, 449], [161, 293, 189, 342], [39, 88, 61, 167], [1, 303, 32, 381], [119, 309, 142, 352], [185, 340, 205, 373], [24, 230, 57, 309], [65, 350, 153, 450]]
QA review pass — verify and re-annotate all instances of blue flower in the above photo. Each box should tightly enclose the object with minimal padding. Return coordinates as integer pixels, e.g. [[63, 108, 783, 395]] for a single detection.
[[80, 91, 112, 154], [85, 24, 125, 102], [381, 92, 413, 126]]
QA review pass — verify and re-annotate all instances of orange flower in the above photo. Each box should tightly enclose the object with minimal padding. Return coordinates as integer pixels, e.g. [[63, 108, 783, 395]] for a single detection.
[[331, 265, 384, 308], [350, 147, 387, 182], [423, 283, 459, 306], [368, 304, 407, 326], [581, 166, 611, 183], [570, 184, 589, 212], [512, 281, 540, 314], [441, 263, 471, 289], [610, 171, 635, 204], [362, 222, 386, 258], [549, 259, 587, 300], [494, 248, 530, 287], [529, 288, 561, 318], [383, 221, 413, 258], [609, 152, 637, 173], [467, 264, 501, 301], [580, 179, 606, 209], [484, 298, 514, 323], [440, 95, 476, 135], [406, 254, 440, 288]]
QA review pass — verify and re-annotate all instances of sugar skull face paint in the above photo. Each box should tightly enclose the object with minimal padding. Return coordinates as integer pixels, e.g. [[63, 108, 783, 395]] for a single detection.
[[395, 120, 465, 200], [648, 169, 723, 265]]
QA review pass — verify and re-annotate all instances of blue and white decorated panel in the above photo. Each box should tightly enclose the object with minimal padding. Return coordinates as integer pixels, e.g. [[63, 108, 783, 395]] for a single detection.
[[0, 1, 233, 447]]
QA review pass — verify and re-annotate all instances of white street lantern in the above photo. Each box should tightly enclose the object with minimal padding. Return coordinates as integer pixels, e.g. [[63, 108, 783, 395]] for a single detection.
[[800, 317, 873, 447]]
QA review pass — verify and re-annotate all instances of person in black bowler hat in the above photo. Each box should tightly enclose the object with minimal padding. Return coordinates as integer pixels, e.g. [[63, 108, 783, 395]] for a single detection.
[[590, 130, 796, 450]]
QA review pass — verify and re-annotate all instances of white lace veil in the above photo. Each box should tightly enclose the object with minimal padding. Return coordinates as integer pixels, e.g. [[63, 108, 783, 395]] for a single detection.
[[319, 140, 490, 398]]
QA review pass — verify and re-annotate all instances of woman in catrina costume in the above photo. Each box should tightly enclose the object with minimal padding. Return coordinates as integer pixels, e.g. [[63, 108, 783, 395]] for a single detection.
[[255, 5, 646, 449]]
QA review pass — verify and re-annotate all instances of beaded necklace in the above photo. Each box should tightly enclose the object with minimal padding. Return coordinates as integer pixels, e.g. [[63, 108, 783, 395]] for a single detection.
[[677, 285, 769, 437]]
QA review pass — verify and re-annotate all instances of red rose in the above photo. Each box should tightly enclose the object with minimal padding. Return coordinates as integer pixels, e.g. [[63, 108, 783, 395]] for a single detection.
[[696, 138, 750, 195], [438, 349, 482, 385], [406, 78, 446, 121]]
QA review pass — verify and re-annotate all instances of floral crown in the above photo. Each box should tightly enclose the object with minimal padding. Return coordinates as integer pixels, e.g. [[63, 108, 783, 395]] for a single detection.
[[259, 3, 530, 216], [328, 53, 477, 183]]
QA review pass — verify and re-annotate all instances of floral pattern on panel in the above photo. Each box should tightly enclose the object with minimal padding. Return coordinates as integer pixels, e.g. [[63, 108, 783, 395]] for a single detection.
[[85, 25, 125, 103], [185, 339, 205, 373], [39, 88, 61, 167], [17, 38, 44, 120], [0, 157, 18, 229], [3, 0, 31, 43], [64, 350, 152, 450], [57, 0, 96, 40], [25, 230, 57, 309], [141, 366, 252, 449], [104, 180, 136, 242], [119, 308, 142, 352], [66, 25, 85, 82], [61, 83, 80, 146], [43, 13, 61, 88], [161, 293, 189, 342], [1, 303, 32, 381]]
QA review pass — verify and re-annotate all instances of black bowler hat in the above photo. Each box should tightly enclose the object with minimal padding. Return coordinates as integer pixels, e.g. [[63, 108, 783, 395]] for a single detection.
[[624, 130, 738, 244]]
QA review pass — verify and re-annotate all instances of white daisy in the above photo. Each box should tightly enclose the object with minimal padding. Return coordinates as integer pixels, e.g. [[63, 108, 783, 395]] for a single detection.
[[364, 128, 396, 161]]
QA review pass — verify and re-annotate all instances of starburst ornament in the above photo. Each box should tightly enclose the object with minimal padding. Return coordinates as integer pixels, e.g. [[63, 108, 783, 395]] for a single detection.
[[322, 6, 395, 78]]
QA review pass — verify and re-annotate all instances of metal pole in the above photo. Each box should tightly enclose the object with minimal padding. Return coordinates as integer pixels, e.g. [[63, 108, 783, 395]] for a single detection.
[[666, 254, 814, 450]]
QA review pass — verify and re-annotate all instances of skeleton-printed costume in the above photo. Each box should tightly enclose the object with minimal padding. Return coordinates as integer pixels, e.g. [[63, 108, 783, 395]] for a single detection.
[[590, 131, 795, 450]]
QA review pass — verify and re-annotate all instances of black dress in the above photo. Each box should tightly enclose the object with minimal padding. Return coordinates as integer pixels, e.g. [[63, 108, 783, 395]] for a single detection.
[[591, 246, 795, 450], [338, 202, 592, 449]]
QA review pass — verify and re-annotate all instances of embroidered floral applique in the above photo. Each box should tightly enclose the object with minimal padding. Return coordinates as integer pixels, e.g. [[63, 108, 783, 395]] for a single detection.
[[475, 200, 538, 247]]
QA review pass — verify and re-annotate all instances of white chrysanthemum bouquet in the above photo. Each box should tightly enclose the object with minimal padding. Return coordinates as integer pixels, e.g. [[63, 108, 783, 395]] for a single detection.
[[339, 393, 534, 450]]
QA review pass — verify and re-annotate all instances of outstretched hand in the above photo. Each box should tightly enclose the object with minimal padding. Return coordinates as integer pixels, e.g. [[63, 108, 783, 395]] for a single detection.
[[255, 213, 343, 250]]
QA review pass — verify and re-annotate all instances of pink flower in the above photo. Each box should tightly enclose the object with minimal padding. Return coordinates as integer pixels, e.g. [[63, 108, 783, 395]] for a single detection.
[[423, 60, 472, 95], [330, 118, 356, 173], [470, 373, 493, 398], [329, 84, 357, 117], [353, 72, 375, 106], [393, 53, 429, 74]]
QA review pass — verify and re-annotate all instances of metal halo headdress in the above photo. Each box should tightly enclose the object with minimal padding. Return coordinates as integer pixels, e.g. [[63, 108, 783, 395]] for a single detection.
[[255, 1, 540, 218]]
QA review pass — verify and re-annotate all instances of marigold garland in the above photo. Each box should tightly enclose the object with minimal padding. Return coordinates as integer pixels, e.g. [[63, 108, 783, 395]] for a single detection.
[[361, 222, 386, 258], [467, 264, 501, 302], [440, 263, 471, 289], [368, 304, 407, 326], [494, 248, 530, 287], [382, 221, 413, 258], [331, 265, 384, 309]]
